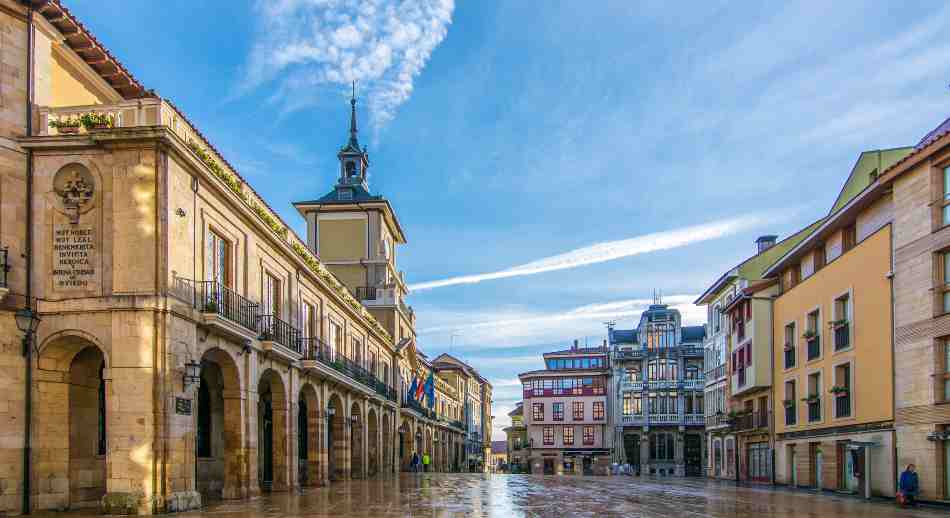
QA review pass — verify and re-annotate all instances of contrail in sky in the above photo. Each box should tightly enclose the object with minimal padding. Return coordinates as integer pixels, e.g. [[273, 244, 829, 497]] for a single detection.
[[409, 212, 776, 292]]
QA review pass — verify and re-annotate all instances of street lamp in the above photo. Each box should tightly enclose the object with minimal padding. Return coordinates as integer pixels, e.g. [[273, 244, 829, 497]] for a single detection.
[[15, 307, 41, 352], [183, 359, 201, 391], [16, 305, 40, 515]]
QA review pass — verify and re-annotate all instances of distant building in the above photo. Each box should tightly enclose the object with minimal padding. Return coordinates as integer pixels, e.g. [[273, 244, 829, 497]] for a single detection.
[[519, 340, 612, 475], [490, 441, 507, 472], [609, 303, 706, 477], [503, 403, 528, 472], [432, 353, 493, 472]]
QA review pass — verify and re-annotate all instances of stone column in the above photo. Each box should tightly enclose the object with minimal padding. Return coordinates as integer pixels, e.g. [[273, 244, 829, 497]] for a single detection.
[[319, 382, 330, 485]]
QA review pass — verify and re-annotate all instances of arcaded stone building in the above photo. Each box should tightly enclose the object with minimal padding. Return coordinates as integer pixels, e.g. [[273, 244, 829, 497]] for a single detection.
[[0, 1, 472, 514]]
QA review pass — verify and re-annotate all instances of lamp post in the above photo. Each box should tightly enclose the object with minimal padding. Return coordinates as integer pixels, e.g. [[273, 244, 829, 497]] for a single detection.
[[16, 306, 41, 515]]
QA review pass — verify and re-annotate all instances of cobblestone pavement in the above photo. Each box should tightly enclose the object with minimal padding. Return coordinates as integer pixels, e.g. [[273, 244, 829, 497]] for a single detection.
[[33, 474, 949, 517]]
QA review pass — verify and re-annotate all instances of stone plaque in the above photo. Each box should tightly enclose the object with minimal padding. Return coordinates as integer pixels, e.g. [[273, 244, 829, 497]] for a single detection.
[[52, 224, 99, 291], [175, 397, 192, 416]]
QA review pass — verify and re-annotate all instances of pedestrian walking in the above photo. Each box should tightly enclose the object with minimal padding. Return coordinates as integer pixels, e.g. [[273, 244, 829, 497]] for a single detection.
[[411, 452, 420, 473], [898, 464, 919, 507], [423, 453, 431, 472]]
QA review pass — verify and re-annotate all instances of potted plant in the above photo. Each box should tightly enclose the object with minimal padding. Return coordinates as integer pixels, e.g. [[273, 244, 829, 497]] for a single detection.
[[80, 112, 115, 130], [829, 385, 849, 397], [828, 318, 849, 329], [801, 395, 820, 404], [49, 116, 81, 134], [782, 399, 795, 408], [802, 329, 817, 340], [202, 300, 218, 313]]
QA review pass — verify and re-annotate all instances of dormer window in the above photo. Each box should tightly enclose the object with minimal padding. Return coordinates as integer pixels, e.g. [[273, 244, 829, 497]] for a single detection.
[[338, 188, 353, 201]]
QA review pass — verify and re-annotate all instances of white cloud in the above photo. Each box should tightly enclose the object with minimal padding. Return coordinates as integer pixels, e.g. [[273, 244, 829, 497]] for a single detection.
[[410, 212, 782, 291], [239, 0, 454, 131], [418, 295, 705, 348]]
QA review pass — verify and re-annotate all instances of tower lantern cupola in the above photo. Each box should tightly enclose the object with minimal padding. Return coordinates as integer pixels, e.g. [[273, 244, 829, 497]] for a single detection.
[[337, 82, 369, 192]]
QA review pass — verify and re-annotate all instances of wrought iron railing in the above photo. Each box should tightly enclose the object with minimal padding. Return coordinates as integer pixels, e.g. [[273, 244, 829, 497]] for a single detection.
[[834, 324, 850, 351], [807, 399, 821, 422], [785, 404, 796, 425], [258, 314, 302, 353], [807, 336, 820, 360], [834, 392, 851, 418], [195, 280, 259, 331], [354, 286, 378, 301], [301, 337, 396, 401], [402, 397, 436, 419], [783, 346, 795, 369]]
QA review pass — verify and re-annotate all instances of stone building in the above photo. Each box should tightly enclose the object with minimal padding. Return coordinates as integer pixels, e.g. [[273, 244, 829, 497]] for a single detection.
[[521, 341, 612, 475], [879, 115, 950, 501], [766, 148, 911, 498], [609, 304, 705, 477], [503, 403, 527, 472], [431, 353, 493, 472], [0, 1, 473, 514]]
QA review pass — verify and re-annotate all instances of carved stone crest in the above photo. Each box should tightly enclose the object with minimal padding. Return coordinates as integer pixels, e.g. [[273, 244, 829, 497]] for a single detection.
[[52, 164, 95, 224]]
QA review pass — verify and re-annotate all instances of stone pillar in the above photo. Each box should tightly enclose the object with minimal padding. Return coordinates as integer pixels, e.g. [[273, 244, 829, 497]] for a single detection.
[[102, 365, 157, 515], [342, 393, 352, 480], [222, 390, 248, 499], [362, 400, 369, 479]]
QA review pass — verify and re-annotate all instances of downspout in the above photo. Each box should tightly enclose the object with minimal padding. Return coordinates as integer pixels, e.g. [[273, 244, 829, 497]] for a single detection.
[[769, 295, 776, 486], [22, 3, 35, 515]]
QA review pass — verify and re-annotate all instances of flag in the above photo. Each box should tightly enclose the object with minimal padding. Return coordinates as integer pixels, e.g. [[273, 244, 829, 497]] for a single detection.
[[424, 372, 435, 409], [408, 376, 418, 402], [414, 374, 426, 401]]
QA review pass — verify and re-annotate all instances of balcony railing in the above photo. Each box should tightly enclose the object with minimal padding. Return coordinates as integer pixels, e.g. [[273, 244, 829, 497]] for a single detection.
[[783, 346, 795, 369], [834, 324, 850, 351], [615, 348, 646, 359], [403, 397, 436, 420], [807, 336, 820, 360], [301, 337, 396, 401], [737, 368, 746, 387], [258, 314, 302, 353], [682, 378, 705, 390], [706, 413, 731, 428], [524, 386, 606, 398], [195, 280, 259, 331], [834, 393, 851, 418], [755, 411, 769, 429], [705, 364, 726, 381], [785, 404, 796, 425], [807, 399, 821, 422], [354, 286, 378, 301], [734, 413, 753, 431]]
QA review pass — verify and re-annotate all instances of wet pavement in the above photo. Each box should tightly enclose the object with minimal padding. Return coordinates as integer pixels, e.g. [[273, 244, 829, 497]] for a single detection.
[[34, 474, 948, 517]]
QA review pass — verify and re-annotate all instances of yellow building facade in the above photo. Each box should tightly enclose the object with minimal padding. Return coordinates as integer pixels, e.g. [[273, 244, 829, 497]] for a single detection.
[[768, 198, 896, 496]]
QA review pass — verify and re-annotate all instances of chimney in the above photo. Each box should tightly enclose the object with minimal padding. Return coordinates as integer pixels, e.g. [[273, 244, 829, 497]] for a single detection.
[[573, 339, 579, 350], [755, 235, 778, 254]]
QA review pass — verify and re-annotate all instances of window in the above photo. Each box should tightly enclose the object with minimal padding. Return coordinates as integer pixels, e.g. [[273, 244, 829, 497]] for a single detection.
[[834, 363, 852, 418], [352, 337, 363, 366], [623, 393, 632, 415], [942, 166, 950, 226], [938, 251, 950, 315], [263, 272, 280, 316], [329, 321, 342, 359], [532, 403, 544, 422], [625, 367, 641, 382], [573, 401, 584, 420], [807, 372, 821, 422], [543, 426, 554, 445], [300, 302, 315, 341], [552, 402, 564, 421], [943, 340, 950, 402], [563, 426, 574, 445], [713, 304, 721, 333], [833, 293, 851, 351], [784, 322, 796, 369], [583, 426, 594, 445], [784, 380, 796, 425], [806, 310, 821, 361], [593, 401, 604, 420], [649, 433, 675, 460], [843, 223, 857, 252], [205, 229, 231, 286]]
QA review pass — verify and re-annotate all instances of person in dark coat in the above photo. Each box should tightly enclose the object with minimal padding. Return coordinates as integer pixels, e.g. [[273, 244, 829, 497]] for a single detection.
[[410, 452, 421, 473], [898, 464, 919, 506]]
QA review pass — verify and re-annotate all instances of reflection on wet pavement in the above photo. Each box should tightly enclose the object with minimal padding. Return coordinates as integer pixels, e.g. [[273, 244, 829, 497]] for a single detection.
[[34, 474, 947, 517]]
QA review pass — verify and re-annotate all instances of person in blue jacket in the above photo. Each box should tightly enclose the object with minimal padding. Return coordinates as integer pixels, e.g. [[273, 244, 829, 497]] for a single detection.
[[898, 464, 919, 507]]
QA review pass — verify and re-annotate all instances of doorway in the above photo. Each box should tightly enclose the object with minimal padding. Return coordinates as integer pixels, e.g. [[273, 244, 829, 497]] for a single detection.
[[684, 435, 702, 476], [624, 434, 641, 472], [258, 386, 274, 491], [543, 458, 555, 475]]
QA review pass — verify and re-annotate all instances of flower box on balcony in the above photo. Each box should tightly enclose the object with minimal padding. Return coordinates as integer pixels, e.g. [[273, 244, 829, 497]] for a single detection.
[[80, 113, 115, 130], [801, 330, 817, 340], [49, 117, 81, 133], [829, 319, 849, 329], [801, 395, 820, 403], [829, 386, 849, 397]]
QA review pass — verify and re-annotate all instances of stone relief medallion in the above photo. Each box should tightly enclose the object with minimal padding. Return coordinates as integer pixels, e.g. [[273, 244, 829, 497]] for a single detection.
[[52, 163, 95, 224]]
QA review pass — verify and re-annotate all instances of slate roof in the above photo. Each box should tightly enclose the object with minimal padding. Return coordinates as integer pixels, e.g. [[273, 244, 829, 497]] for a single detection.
[[543, 346, 608, 356], [681, 325, 706, 342], [296, 184, 385, 205], [610, 329, 638, 344], [916, 115, 950, 150]]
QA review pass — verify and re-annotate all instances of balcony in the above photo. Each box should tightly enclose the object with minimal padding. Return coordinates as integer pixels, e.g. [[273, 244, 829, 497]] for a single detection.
[[680, 346, 704, 357], [193, 280, 259, 341], [300, 337, 396, 401], [806, 336, 820, 360], [523, 386, 606, 398], [784, 404, 796, 426], [783, 346, 795, 369], [621, 379, 645, 391], [258, 314, 302, 362], [705, 364, 726, 381], [735, 411, 770, 432], [834, 392, 851, 418], [402, 397, 436, 420], [682, 379, 705, 390], [834, 324, 850, 351], [615, 348, 646, 359], [706, 413, 731, 429], [807, 399, 821, 422], [684, 414, 704, 426]]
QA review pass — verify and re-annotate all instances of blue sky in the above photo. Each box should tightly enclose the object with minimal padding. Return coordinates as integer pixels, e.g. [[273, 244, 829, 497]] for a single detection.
[[71, 1, 950, 438]]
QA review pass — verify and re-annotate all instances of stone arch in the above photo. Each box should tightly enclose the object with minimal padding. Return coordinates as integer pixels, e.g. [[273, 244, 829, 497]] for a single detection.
[[367, 408, 379, 477], [399, 418, 413, 471], [257, 368, 288, 491], [298, 382, 321, 487], [197, 347, 245, 499], [34, 333, 108, 510], [327, 393, 346, 480], [382, 412, 392, 475], [350, 401, 364, 479]]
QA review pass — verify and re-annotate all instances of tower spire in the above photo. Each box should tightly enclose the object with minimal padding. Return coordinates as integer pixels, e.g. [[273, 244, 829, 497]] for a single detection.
[[348, 80, 359, 148]]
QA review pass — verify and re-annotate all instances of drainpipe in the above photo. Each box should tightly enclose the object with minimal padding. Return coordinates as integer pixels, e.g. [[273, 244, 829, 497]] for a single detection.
[[22, 3, 35, 514]]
